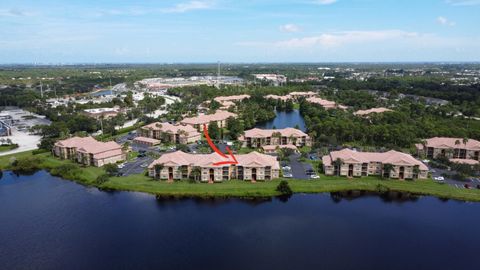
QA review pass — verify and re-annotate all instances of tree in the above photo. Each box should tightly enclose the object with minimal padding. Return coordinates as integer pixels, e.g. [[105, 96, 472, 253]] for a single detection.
[[276, 180, 293, 195], [154, 164, 164, 179], [333, 158, 343, 176], [412, 165, 420, 180], [207, 121, 221, 140], [103, 163, 119, 176], [382, 163, 394, 179], [190, 166, 202, 182], [226, 117, 244, 140]]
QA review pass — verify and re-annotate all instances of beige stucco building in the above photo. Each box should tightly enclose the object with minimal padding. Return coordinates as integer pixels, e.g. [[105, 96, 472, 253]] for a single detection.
[[323, 149, 428, 179], [239, 128, 311, 148], [53, 136, 125, 167], [416, 137, 480, 162], [180, 110, 237, 131], [148, 151, 280, 182], [140, 122, 201, 144]]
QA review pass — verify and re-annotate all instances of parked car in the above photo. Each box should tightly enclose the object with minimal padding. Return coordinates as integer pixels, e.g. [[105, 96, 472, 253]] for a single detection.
[[434, 176, 445, 181], [283, 173, 293, 178], [140, 163, 148, 168], [117, 163, 125, 169], [282, 166, 291, 171], [464, 184, 471, 189], [476, 185, 480, 189], [310, 174, 320, 179]]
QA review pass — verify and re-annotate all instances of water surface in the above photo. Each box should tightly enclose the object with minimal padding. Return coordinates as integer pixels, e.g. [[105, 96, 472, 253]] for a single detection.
[[0, 170, 479, 270], [256, 109, 306, 131]]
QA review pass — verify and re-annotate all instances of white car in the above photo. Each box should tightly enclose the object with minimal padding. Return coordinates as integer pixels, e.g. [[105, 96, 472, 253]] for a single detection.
[[310, 174, 320, 179], [282, 166, 291, 171], [434, 176, 445, 181], [140, 163, 148, 168], [283, 173, 293, 178], [117, 164, 125, 169]]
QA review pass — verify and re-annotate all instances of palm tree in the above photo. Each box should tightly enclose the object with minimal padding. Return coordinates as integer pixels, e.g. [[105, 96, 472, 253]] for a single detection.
[[455, 139, 461, 146], [412, 165, 420, 180], [463, 137, 469, 146], [333, 158, 343, 176], [154, 164, 164, 179], [190, 166, 202, 182], [382, 163, 394, 179]]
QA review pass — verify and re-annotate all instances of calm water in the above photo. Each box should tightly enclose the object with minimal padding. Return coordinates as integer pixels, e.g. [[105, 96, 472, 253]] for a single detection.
[[1, 170, 480, 270], [256, 109, 306, 131]]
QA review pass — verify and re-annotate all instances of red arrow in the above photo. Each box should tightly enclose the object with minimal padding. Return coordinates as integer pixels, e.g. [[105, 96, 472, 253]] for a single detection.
[[203, 124, 238, 166]]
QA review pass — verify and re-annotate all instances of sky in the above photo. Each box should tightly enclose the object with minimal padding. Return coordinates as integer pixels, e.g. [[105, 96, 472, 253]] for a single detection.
[[0, 0, 479, 63]]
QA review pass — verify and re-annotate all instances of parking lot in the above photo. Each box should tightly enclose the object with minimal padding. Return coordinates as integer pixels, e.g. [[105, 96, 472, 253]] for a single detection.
[[118, 155, 153, 176], [282, 153, 318, 180], [430, 166, 480, 189]]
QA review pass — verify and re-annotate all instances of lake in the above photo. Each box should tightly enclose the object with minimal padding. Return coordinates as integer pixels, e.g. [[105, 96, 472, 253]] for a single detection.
[[256, 109, 306, 131], [1, 170, 479, 270]]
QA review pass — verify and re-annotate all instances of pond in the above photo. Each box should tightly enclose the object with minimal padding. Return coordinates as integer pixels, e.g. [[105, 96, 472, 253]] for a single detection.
[[1, 170, 479, 270], [256, 109, 306, 131]]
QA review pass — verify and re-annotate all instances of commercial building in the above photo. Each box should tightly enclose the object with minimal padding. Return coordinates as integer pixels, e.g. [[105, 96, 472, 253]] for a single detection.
[[148, 151, 280, 182], [322, 148, 428, 179], [83, 107, 120, 119], [254, 74, 287, 86], [139, 122, 201, 144], [53, 136, 125, 167], [239, 127, 311, 148], [180, 110, 237, 131], [416, 137, 480, 162]]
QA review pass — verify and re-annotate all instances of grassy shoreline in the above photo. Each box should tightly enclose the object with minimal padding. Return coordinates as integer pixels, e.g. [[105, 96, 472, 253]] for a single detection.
[[2, 150, 480, 201]]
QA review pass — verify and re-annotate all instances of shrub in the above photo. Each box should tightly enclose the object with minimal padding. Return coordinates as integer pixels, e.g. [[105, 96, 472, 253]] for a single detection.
[[103, 163, 119, 176], [11, 156, 42, 172], [276, 180, 293, 195], [32, 148, 49, 155], [50, 163, 80, 178], [95, 174, 110, 185], [375, 184, 390, 194]]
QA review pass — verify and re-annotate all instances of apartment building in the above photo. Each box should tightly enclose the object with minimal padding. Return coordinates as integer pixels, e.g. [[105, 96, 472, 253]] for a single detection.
[[322, 149, 428, 179], [239, 127, 311, 148], [180, 110, 237, 131], [354, 107, 393, 116], [416, 137, 480, 162], [148, 151, 280, 182], [140, 122, 201, 144], [265, 91, 317, 102], [53, 136, 125, 167], [306, 97, 347, 110], [213, 94, 250, 109]]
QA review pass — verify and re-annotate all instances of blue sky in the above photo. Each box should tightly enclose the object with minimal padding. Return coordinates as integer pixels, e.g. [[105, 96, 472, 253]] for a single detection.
[[1, 0, 479, 63]]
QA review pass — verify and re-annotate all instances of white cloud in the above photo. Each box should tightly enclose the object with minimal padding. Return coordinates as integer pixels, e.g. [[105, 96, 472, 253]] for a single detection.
[[161, 1, 214, 13], [436, 16, 456, 26], [312, 0, 338, 5], [272, 30, 421, 48], [445, 0, 480, 6], [279, 24, 301, 33]]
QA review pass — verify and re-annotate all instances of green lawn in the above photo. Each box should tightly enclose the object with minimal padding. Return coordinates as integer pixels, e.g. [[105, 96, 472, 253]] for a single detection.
[[2, 150, 480, 201], [0, 144, 19, 153], [104, 174, 480, 201]]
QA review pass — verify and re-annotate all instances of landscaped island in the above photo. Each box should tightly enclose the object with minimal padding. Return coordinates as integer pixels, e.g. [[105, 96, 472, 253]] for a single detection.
[[2, 150, 480, 202]]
